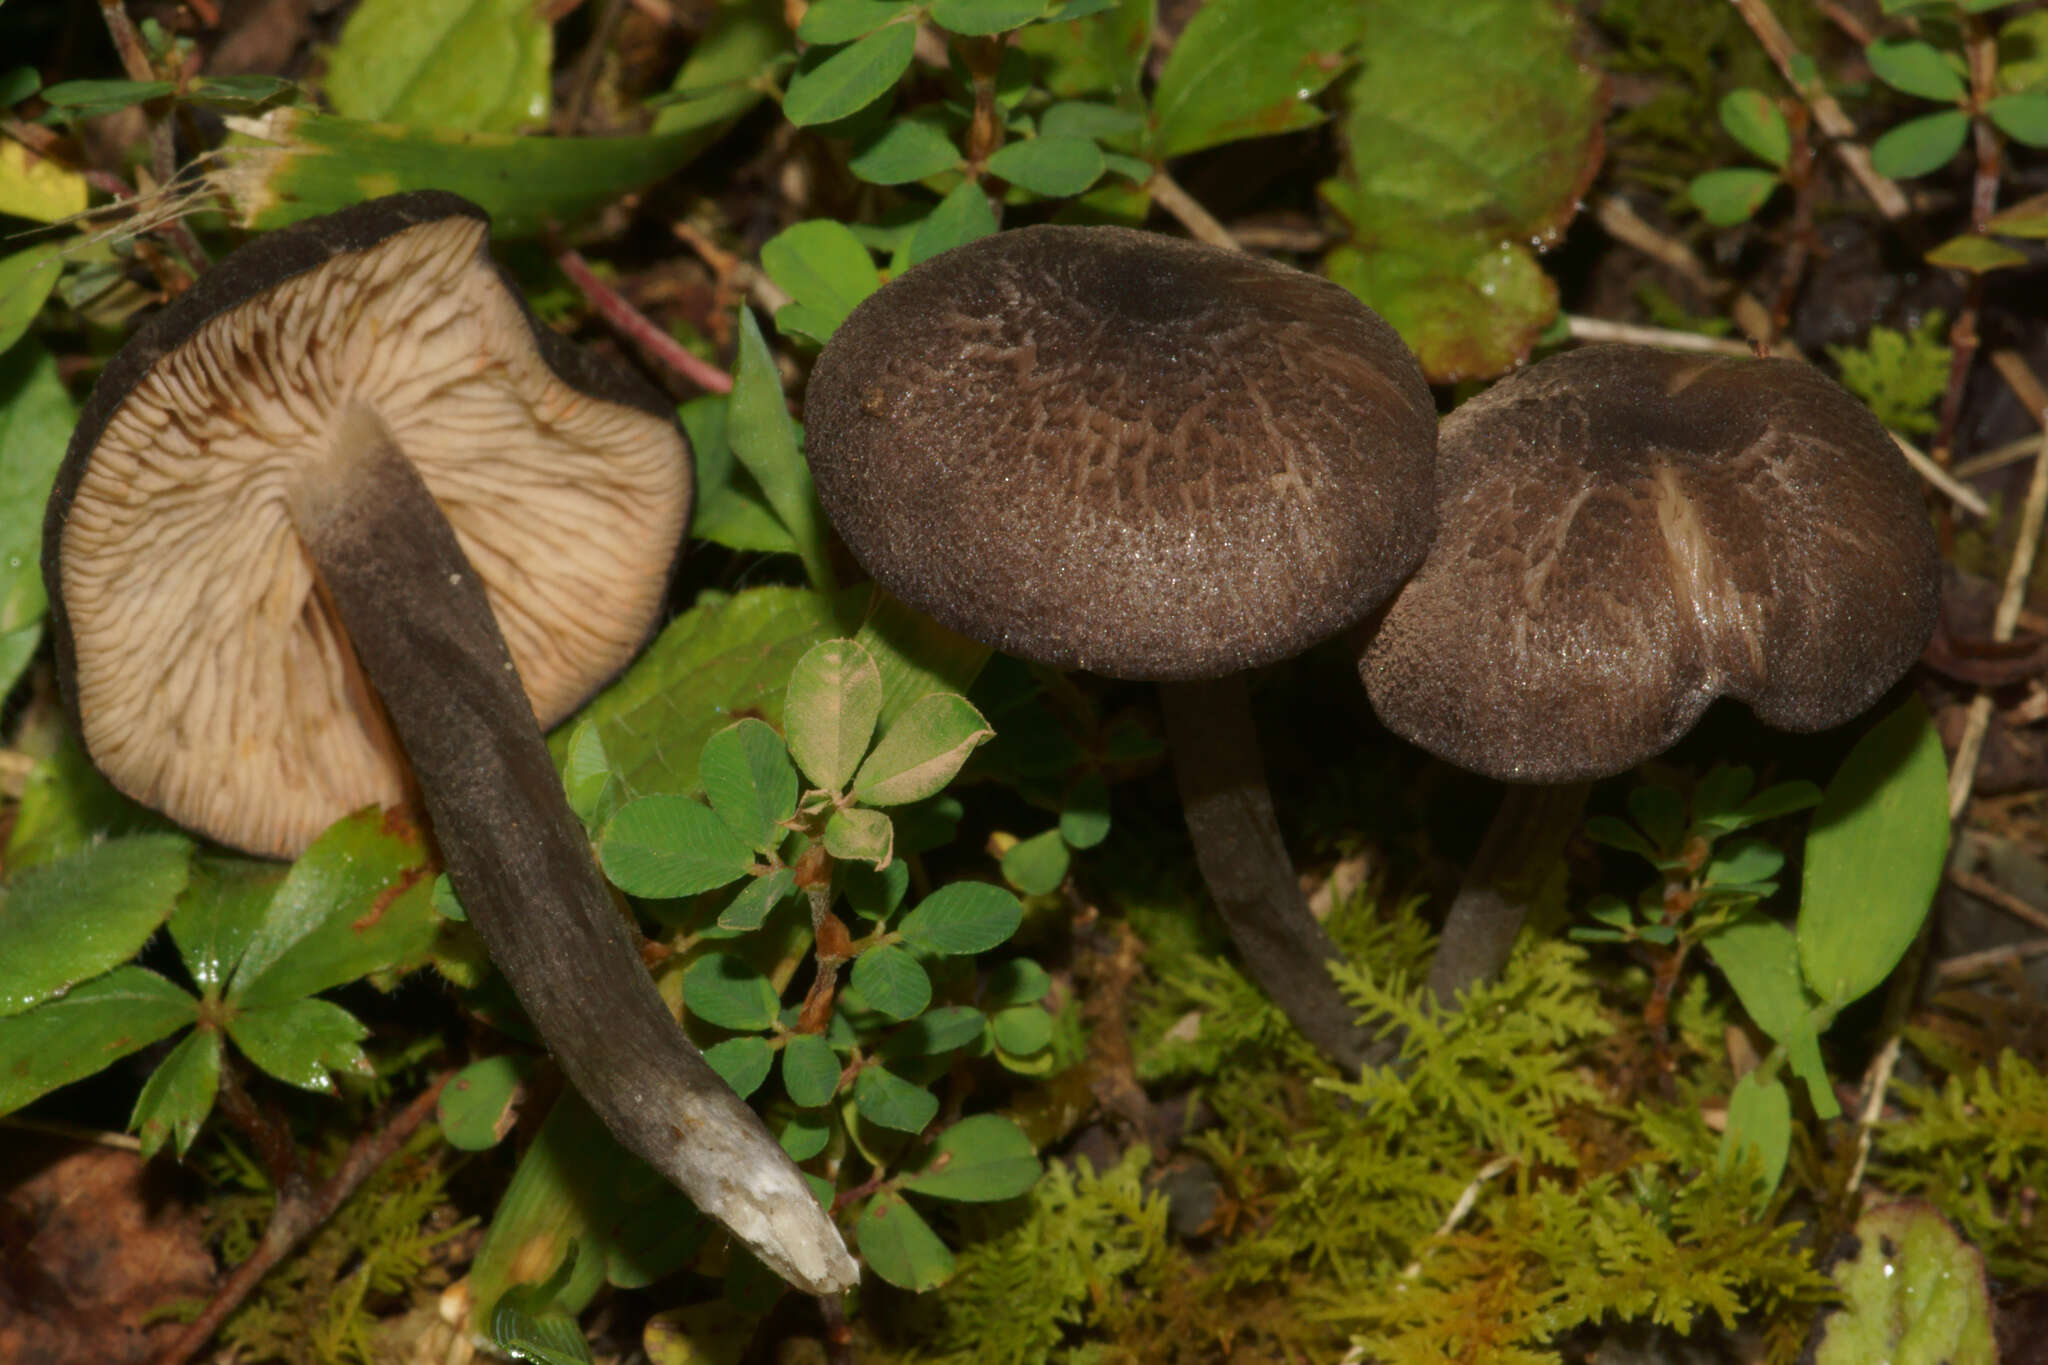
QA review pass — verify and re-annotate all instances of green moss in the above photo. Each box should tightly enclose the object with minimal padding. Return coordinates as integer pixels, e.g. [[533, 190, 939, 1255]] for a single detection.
[[1827, 312, 1951, 437]]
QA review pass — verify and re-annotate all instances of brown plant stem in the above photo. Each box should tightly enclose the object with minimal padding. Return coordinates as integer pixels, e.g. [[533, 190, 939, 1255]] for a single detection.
[[95, 0, 208, 273], [553, 246, 734, 394], [1731, 0, 1910, 220], [155, 1070, 455, 1365], [1148, 169, 1239, 250]]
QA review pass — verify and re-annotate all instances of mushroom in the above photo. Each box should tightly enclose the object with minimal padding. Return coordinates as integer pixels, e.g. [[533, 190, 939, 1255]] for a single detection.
[[43, 192, 858, 1294], [1359, 343, 1942, 1001], [803, 225, 1438, 1071]]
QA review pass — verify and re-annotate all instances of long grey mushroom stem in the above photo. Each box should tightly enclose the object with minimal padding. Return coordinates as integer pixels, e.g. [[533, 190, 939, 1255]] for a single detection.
[[1424, 781, 1592, 1006], [1158, 674, 1371, 1073], [290, 403, 857, 1295]]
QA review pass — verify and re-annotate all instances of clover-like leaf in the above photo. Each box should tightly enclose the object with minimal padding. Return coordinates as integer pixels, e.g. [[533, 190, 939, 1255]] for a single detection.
[[783, 21, 916, 127], [782, 1032, 843, 1107], [227, 997, 373, 1094], [898, 882, 1023, 955], [680, 952, 781, 1032], [849, 943, 932, 1020], [786, 639, 884, 792], [853, 1063, 939, 1132], [852, 692, 993, 807], [825, 807, 895, 868], [902, 1114, 1041, 1202], [700, 719, 800, 852], [856, 1191, 954, 1290], [600, 794, 757, 898]]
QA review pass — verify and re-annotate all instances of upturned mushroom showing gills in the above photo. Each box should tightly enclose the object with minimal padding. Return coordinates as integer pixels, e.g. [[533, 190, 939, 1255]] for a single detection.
[[1359, 343, 1942, 1003], [43, 192, 857, 1295], [803, 225, 1438, 1073]]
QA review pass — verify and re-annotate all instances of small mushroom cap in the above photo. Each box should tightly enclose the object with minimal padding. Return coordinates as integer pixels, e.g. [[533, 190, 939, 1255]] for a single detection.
[[802, 225, 1437, 681], [45, 192, 692, 858], [1359, 344, 1941, 783]]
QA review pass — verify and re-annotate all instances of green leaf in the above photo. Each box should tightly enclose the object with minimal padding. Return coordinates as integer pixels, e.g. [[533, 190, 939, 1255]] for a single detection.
[[1799, 698, 1949, 1008], [1719, 89, 1791, 169], [1701, 914, 1812, 1044], [849, 117, 962, 184], [1150, 0, 1360, 157], [849, 943, 932, 1020], [730, 308, 833, 588], [902, 1113, 1041, 1201], [131, 1026, 221, 1158], [1813, 1204, 1996, 1365], [985, 135, 1106, 195], [1013, 0, 1153, 100], [702, 1035, 774, 1098], [1693, 765, 1756, 827], [931, 0, 1050, 35], [1689, 167, 1782, 227], [651, 0, 789, 149], [1706, 839, 1784, 889], [439, 1054, 531, 1150], [845, 585, 994, 732], [431, 874, 467, 922], [779, 1111, 833, 1159], [1059, 782, 1112, 852], [37, 79, 175, 120], [825, 806, 895, 867], [226, 810, 441, 1009], [1736, 780, 1824, 826], [168, 857, 287, 997], [907, 181, 1000, 265], [1585, 815, 1658, 861], [1718, 1071, 1791, 1197], [700, 719, 800, 853], [227, 997, 373, 1093], [1871, 109, 1972, 178], [1986, 90, 2048, 144], [760, 219, 882, 342], [854, 1064, 940, 1132], [183, 74, 298, 112], [783, 21, 916, 127], [991, 1004, 1054, 1055], [782, 1032, 843, 1107], [212, 109, 711, 240], [842, 858, 911, 920], [786, 639, 884, 791], [0, 344, 77, 696], [600, 794, 758, 898], [0, 244, 63, 356], [1984, 191, 2048, 236], [1925, 233, 2031, 272], [898, 882, 1024, 955], [0, 67, 40, 107], [1001, 829, 1070, 895], [680, 952, 781, 1031], [853, 693, 993, 807], [1319, 0, 1602, 382], [881, 1004, 988, 1058], [323, 0, 552, 132], [561, 719, 620, 831], [1626, 784, 1686, 856], [856, 1191, 955, 1290], [491, 1255, 596, 1365], [983, 957, 1051, 1007], [3, 730, 166, 873], [682, 395, 798, 556], [718, 865, 798, 932], [1040, 100, 1145, 140], [797, 0, 917, 43], [0, 833, 192, 1018], [1865, 38, 1967, 103], [547, 586, 841, 797], [0, 967, 195, 1113]]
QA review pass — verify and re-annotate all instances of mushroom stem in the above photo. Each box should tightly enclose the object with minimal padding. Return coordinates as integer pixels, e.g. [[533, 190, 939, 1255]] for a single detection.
[[1158, 674, 1370, 1073], [1425, 781, 1592, 1006], [287, 403, 858, 1295]]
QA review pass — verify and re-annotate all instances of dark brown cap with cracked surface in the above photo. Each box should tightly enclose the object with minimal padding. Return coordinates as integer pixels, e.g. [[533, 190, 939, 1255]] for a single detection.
[[45, 191, 692, 859], [802, 224, 1437, 681], [1360, 344, 1941, 783]]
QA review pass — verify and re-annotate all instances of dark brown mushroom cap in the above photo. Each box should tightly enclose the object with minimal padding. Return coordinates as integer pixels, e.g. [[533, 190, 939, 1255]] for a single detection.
[[802, 225, 1437, 681], [1359, 344, 1941, 783], [44, 191, 692, 858]]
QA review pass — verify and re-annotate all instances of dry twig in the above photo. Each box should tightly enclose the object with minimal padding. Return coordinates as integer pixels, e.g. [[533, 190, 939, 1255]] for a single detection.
[[554, 247, 734, 394]]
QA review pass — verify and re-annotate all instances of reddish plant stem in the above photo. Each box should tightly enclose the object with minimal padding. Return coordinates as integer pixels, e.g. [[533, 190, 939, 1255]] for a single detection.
[[1768, 107, 1820, 338], [554, 247, 734, 394], [212, 1050, 306, 1192], [156, 1070, 455, 1365]]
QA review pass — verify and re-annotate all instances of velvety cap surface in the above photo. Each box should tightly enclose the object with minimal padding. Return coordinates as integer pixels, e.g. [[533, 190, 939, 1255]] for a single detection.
[[1360, 344, 1941, 782], [802, 225, 1437, 681], [47, 194, 691, 857]]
